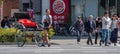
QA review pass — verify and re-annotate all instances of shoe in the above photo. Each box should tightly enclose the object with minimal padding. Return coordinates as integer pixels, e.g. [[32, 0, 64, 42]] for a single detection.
[[99, 41, 102, 46], [95, 42, 97, 44], [105, 45, 109, 46], [109, 42, 111, 45], [114, 43, 117, 46], [48, 44, 51, 47], [91, 43, 93, 45], [87, 42, 89, 45], [105, 44, 109, 46], [77, 42, 80, 44], [95, 41, 97, 44], [40, 44, 46, 47]]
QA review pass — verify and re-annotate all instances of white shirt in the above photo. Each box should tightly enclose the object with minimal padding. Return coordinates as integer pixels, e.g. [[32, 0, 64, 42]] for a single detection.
[[111, 20, 118, 29], [102, 16, 112, 29], [42, 15, 52, 26]]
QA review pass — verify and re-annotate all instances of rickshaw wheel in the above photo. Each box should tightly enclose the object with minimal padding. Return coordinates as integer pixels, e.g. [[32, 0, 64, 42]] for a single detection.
[[14, 23, 26, 47], [34, 34, 43, 47], [15, 30, 26, 47]]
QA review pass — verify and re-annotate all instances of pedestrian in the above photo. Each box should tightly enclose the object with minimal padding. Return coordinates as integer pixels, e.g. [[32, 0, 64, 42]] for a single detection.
[[1, 16, 11, 28], [86, 15, 96, 45], [100, 12, 112, 46], [0, 18, 1, 28], [110, 14, 119, 46], [41, 9, 52, 47], [74, 16, 84, 44], [95, 17, 102, 44]]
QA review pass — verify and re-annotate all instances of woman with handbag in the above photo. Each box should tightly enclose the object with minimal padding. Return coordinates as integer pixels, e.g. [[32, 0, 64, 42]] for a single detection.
[[41, 9, 52, 47]]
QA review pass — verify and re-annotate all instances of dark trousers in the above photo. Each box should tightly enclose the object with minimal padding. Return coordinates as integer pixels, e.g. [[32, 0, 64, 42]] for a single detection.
[[95, 32, 102, 44], [110, 28, 118, 43], [87, 32, 93, 45]]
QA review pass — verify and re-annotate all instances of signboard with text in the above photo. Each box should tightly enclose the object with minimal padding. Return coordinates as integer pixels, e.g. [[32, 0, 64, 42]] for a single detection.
[[50, 0, 70, 25]]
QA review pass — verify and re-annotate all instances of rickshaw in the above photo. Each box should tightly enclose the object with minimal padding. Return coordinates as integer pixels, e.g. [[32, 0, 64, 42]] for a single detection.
[[13, 12, 43, 47]]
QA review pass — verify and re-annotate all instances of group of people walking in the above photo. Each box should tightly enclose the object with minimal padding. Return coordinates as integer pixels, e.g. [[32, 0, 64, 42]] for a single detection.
[[74, 12, 120, 46], [42, 9, 119, 47]]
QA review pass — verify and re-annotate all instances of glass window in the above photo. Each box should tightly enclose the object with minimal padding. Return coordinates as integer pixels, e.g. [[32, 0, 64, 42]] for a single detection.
[[23, 3, 29, 11]]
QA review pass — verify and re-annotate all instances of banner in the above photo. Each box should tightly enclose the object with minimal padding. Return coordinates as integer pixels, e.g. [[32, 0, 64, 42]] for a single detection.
[[50, 0, 70, 25]]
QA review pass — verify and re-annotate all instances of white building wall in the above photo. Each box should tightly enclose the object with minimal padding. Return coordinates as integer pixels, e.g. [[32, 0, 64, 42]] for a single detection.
[[71, 0, 85, 24], [42, 0, 50, 16], [85, 0, 98, 19]]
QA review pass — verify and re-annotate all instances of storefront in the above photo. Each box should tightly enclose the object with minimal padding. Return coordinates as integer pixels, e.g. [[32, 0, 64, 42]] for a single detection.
[[71, 0, 98, 24], [42, 0, 99, 25]]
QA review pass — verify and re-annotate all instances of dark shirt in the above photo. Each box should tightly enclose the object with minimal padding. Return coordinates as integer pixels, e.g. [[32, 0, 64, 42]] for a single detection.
[[1, 19, 11, 28], [44, 16, 51, 28], [86, 20, 96, 33], [96, 21, 102, 28], [74, 20, 84, 31]]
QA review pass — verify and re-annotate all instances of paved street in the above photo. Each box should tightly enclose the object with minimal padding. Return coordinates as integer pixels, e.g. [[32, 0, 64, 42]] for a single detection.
[[0, 36, 120, 54], [0, 44, 120, 54]]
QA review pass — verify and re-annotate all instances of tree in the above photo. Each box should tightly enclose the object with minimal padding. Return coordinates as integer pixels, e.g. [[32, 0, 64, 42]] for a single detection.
[[0, 0, 2, 5]]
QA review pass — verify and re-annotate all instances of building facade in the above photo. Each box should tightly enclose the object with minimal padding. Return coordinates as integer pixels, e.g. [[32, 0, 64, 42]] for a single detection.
[[0, 0, 19, 19], [41, 0, 119, 25], [41, 0, 98, 25], [0, 0, 119, 25]]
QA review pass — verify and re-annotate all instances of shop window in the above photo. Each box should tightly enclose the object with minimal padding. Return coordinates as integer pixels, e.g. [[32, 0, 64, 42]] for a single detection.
[[23, 3, 29, 11]]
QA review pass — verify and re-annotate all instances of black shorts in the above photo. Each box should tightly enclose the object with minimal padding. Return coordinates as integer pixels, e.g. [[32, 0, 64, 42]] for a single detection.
[[44, 27, 49, 31]]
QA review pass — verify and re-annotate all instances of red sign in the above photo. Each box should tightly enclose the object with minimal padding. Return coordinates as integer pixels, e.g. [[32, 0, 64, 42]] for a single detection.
[[50, 0, 70, 25]]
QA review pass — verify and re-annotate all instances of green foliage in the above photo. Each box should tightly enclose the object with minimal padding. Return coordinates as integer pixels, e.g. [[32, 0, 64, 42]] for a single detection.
[[0, 0, 2, 5], [0, 28, 16, 42], [0, 27, 55, 43]]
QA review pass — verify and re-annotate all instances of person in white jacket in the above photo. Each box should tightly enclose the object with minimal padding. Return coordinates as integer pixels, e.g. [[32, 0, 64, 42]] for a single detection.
[[100, 12, 112, 46]]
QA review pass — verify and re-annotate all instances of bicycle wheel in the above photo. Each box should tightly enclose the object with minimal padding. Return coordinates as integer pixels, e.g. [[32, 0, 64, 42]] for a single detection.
[[34, 34, 43, 47], [15, 30, 26, 47]]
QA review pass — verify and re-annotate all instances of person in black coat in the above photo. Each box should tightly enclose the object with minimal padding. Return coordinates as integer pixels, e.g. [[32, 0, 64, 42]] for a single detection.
[[74, 16, 84, 44], [86, 15, 96, 45], [1, 16, 11, 28], [95, 17, 102, 44]]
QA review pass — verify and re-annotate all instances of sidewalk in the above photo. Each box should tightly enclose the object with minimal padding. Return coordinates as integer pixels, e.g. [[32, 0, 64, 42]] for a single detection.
[[51, 35, 120, 45], [51, 35, 93, 45]]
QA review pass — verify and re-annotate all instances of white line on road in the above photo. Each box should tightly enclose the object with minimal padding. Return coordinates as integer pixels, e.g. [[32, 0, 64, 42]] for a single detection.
[[83, 51, 107, 53]]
